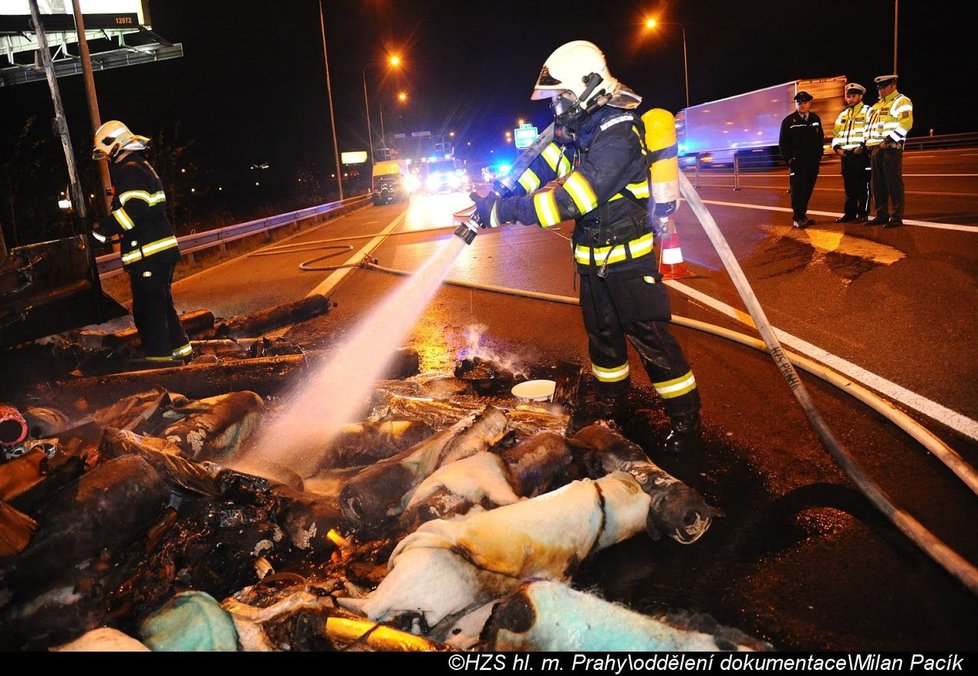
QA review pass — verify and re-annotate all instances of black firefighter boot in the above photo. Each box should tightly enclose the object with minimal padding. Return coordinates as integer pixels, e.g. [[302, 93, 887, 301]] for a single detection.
[[662, 412, 702, 454]]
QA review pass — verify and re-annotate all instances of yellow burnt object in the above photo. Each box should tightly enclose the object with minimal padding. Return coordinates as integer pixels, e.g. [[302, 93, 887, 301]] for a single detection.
[[323, 616, 446, 651]]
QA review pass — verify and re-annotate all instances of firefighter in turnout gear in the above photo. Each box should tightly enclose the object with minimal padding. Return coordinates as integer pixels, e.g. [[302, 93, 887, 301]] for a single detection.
[[469, 40, 701, 453], [90, 120, 192, 364], [832, 83, 872, 222], [865, 74, 913, 227]]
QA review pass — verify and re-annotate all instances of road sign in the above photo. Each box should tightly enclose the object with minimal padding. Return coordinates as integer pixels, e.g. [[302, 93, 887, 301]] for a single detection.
[[514, 124, 538, 150]]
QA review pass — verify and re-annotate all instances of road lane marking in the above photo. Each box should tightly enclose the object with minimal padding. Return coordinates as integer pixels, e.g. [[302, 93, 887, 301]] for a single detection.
[[306, 211, 408, 298], [666, 279, 978, 442], [697, 199, 978, 232]]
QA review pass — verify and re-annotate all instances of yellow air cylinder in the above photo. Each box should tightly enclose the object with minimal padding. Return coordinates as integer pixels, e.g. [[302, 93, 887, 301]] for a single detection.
[[642, 108, 680, 217]]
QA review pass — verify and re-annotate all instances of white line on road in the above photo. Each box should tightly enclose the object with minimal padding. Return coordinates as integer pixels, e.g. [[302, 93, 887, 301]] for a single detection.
[[697, 199, 978, 232], [306, 211, 407, 298], [666, 279, 978, 442]]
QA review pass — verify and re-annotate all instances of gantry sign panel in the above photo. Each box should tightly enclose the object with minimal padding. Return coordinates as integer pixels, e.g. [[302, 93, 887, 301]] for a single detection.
[[0, 0, 181, 86]]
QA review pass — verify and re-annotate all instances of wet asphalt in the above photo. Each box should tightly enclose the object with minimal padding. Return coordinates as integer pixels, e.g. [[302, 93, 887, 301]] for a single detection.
[[4, 181, 975, 652]]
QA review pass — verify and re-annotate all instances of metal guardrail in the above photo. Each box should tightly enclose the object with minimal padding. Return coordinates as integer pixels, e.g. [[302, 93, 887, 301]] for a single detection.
[[96, 194, 371, 278], [686, 132, 978, 175], [903, 131, 978, 150], [685, 132, 978, 188]]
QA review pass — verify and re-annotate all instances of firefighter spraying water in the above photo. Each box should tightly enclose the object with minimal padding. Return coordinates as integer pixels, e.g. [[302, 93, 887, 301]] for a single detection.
[[466, 40, 702, 453], [239, 40, 703, 482]]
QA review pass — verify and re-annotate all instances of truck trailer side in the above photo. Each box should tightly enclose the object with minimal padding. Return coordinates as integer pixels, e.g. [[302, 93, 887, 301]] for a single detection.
[[676, 76, 848, 167]]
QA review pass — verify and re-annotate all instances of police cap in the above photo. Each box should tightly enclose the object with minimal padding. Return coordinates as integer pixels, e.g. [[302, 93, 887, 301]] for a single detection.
[[874, 74, 898, 88], [794, 91, 814, 103], [846, 83, 866, 95]]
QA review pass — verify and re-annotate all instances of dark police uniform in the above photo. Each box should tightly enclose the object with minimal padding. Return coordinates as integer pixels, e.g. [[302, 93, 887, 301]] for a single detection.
[[494, 104, 700, 420], [98, 153, 191, 361], [779, 102, 825, 227]]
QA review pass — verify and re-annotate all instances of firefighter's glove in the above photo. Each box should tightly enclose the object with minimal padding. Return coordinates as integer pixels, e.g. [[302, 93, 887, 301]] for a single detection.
[[470, 191, 502, 229]]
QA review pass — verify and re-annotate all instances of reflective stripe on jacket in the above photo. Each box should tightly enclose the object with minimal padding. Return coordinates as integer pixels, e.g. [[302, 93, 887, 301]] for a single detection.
[[866, 91, 913, 146], [832, 103, 871, 150], [99, 153, 180, 269], [510, 107, 653, 263]]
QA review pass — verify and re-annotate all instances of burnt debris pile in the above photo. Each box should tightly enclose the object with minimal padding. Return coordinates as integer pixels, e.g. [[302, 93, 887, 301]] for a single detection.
[[0, 298, 770, 652]]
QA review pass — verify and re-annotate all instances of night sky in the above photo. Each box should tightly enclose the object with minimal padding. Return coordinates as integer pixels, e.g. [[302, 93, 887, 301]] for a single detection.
[[2, 0, 974, 200]]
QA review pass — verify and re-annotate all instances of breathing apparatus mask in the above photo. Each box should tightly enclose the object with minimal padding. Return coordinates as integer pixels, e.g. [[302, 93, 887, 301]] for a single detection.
[[551, 73, 605, 146]]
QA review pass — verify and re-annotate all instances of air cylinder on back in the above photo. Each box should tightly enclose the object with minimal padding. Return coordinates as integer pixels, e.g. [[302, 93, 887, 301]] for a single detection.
[[642, 108, 681, 218]]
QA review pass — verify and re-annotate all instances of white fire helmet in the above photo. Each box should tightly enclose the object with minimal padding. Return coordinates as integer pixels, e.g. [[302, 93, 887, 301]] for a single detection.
[[92, 120, 149, 161], [531, 41, 619, 105], [531, 40, 640, 110]]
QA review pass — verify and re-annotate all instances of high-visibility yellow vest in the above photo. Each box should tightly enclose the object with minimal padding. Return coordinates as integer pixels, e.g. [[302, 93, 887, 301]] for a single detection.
[[832, 103, 871, 150], [866, 90, 913, 146]]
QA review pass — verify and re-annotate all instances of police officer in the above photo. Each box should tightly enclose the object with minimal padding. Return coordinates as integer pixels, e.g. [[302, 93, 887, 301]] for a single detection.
[[865, 74, 913, 227], [91, 120, 192, 364], [832, 83, 872, 222], [469, 40, 701, 453], [778, 91, 825, 228]]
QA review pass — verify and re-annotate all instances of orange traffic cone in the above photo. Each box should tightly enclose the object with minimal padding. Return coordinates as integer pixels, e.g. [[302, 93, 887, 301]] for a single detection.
[[658, 218, 690, 280]]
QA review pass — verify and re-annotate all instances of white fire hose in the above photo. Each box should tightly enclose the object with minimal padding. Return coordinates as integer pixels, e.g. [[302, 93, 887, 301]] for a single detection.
[[678, 170, 978, 595]]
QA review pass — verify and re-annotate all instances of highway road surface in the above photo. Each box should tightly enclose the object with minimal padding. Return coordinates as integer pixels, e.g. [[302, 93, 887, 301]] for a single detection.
[[119, 147, 978, 651]]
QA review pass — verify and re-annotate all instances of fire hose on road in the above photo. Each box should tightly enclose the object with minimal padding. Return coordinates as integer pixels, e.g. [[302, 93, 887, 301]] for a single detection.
[[249, 211, 978, 594], [245, 108, 978, 593], [677, 170, 978, 596]]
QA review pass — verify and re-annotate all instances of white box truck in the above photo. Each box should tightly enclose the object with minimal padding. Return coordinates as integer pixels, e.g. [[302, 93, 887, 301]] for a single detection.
[[676, 76, 848, 167]]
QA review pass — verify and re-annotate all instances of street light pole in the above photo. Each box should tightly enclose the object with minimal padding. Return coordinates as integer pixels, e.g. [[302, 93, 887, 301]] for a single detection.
[[317, 0, 343, 200], [362, 66, 375, 165], [362, 57, 400, 165], [893, 0, 899, 75], [646, 19, 690, 109], [679, 24, 689, 109], [378, 102, 385, 147]]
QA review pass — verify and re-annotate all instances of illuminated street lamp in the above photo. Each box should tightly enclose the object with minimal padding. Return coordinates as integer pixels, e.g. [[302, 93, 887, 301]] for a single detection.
[[363, 55, 401, 164], [645, 17, 690, 109], [378, 90, 409, 142]]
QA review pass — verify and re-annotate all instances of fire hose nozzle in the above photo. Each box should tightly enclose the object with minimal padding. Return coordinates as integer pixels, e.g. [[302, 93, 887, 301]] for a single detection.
[[453, 205, 481, 245], [453, 220, 479, 245]]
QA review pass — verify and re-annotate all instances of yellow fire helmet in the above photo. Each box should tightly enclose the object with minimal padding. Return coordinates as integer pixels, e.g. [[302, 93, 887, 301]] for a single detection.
[[92, 120, 150, 161]]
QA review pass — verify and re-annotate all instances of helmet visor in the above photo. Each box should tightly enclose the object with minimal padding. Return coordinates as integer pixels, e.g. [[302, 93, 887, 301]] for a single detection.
[[550, 92, 578, 117]]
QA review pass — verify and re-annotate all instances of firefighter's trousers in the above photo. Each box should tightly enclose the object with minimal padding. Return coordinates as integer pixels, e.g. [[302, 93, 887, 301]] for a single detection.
[[128, 259, 190, 360], [578, 254, 700, 418]]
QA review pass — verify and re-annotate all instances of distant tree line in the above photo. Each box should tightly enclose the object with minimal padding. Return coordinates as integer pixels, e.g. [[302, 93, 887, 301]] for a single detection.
[[1, 114, 351, 252]]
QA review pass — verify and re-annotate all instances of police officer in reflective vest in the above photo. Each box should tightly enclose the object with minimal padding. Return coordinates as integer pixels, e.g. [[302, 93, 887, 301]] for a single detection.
[[865, 74, 913, 227], [91, 120, 192, 363], [469, 40, 701, 452], [831, 83, 872, 222]]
